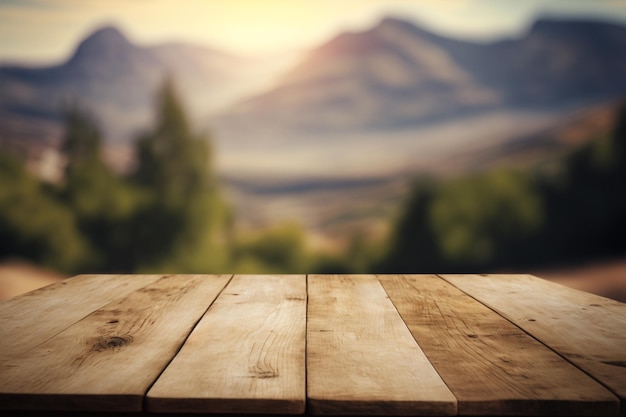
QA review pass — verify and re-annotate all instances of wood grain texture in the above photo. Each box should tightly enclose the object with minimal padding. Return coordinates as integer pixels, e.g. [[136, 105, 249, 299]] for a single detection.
[[307, 274, 457, 416], [0, 274, 161, 360], [0, 274, 231, 412], [147, 274, 306, 414], [380, 274, 618, 416], [442, 274, 626, 415]]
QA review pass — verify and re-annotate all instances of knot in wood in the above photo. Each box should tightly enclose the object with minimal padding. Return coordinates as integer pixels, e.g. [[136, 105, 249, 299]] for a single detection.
[[92, 335, 133, 352]]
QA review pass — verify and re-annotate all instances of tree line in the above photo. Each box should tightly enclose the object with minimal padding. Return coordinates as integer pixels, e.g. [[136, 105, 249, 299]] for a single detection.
[[380, 103, 626, 272], [2, 82, 258, 273], [1, 81, 625, 274]]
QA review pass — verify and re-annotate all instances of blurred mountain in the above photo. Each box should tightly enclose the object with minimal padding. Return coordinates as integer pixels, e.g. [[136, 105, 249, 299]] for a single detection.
[[2, 17, 626, 158], [0, 27, 161, 143], [221, 17, 626, 134], [448, 18, 626, 104], [0, 25, 291, 146], [220, 18, 497, 134]]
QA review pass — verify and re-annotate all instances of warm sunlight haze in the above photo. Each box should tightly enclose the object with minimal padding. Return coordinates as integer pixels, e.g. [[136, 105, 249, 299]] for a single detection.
[[3, 0, 626, 61]]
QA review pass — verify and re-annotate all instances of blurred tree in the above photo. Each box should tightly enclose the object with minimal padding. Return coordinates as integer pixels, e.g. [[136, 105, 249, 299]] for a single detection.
[[381, 103, 626, 273], [60, 108, 138, 271], [430, 171, 543, 268], [134, 79, 214, 204], [62, 107, 103, 176], [233, 223, 308, 273], [131, 79, 230, 272], [534, 102, 626, 263], [310, 252, 353, 274], [378, 179, 443, 272]]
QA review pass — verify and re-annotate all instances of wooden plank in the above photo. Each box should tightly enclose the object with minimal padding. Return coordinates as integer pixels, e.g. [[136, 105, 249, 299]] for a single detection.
[[380, 274, 619, 416], [307, 274, 457, 416], [0, 274, 162, 360], [0, 274, 231, 412], [147, 274, 306, 414], [442, 274, 626, 415]]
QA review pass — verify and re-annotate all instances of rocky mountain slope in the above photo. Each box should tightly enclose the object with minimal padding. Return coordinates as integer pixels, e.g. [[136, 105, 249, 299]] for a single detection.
[[0, 26, 287, 145], [221, 17, 626, 134]]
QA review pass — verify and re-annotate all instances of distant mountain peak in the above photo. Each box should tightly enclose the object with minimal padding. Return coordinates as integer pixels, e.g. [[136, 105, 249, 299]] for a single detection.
[[375, 16, 416, 31], [70, 25, 133, 61], [80, 25, 129, 47], [372, 16, 443, 44], [307, 16, 433, 60], [65, 24, 142, 72]]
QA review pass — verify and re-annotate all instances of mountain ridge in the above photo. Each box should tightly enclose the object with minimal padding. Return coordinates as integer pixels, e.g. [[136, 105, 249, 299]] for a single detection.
[[0, 24, 277, 145], [219, 15, 626, 136], [1, 16, 626, 149]]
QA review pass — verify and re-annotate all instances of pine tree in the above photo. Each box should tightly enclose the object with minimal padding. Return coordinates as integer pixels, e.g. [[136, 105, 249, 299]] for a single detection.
[[131, 79, 229, 272], [134, 79, 213, 206], [60, 107, 137, 271]]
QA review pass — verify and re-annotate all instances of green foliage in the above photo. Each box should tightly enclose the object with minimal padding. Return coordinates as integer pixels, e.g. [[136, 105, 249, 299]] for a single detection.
[[531, 102, 626, 264], [61, 108, 131, 219], [233, 223, 308, 273], [377, 178, 441, 272], [62, 107, 103, 175], [130, 80, 230, 272], [134, 79, 213, 206], [0, 154, 90, 272], [431, 171, 543, 266], [0, 80, 233, 274], [309, 252, 353, 274], [59, 108, 142, 271], [345, 232, 380, 273], [136, 191, 232, 273], [4, 89, 626, 275], [382, 102, 626, 272]]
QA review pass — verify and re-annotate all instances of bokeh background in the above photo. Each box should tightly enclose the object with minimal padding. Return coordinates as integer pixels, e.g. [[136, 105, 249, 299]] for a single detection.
[[1, 0, 625, 300]]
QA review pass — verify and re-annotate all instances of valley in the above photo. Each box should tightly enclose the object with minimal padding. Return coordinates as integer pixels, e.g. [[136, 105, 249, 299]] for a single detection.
[[1, 14, 626, 255], [218, 102, 616, 246]]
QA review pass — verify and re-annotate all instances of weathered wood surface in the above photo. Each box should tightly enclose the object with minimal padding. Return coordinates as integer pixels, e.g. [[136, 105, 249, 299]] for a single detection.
[[147, 274, 306, 414], [0, 273, 624, 416], [0, 274, 162, 360], [0, 274, 231, 412], [442, 274, 626, 413], [380, 274, 618, 416], [307, 274, 457, 416]]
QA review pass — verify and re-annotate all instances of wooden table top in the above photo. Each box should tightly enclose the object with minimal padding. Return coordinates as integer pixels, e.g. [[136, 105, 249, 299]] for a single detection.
[[0, 274, 624, 416]]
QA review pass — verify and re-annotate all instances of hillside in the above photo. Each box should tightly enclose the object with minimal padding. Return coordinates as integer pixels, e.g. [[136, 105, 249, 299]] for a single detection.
[[221, 99, 626, 248], [0, 26, 291, 146], [2, 16, 625, 151], [438, 99, 625, 174], [220, 17, 626, 135], [1, 16, 625, 191]]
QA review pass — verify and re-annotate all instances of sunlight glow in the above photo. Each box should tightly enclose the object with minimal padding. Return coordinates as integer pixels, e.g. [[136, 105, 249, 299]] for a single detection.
[[0, 0, 625, 62]]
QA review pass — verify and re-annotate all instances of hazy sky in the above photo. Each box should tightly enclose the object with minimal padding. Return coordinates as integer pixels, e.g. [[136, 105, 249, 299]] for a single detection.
[[1, 0, 625, 63]]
